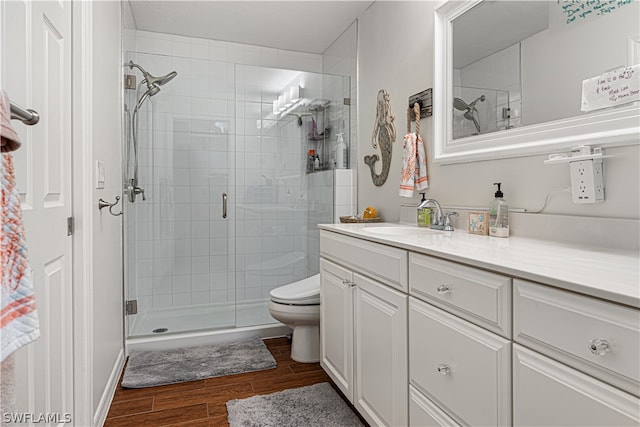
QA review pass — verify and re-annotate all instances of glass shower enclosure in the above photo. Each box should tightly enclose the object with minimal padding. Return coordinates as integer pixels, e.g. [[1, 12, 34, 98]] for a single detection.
[[123, 52, 349, 338]]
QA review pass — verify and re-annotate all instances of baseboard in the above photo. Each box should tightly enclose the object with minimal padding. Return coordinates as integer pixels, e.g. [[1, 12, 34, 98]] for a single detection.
[[93, 349, 125, 427]]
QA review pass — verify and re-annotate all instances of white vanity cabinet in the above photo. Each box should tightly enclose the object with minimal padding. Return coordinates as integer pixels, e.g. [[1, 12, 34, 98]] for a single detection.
[[319, 225, 640, 427], [513, 279, 640, 426], [319, 232, 408, 427]]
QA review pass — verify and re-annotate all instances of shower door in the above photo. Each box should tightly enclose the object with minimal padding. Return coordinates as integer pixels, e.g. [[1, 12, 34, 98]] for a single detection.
[[124, 52, 236, 337]]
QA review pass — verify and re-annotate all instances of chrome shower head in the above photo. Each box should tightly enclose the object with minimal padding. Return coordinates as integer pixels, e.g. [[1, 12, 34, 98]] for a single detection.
[[146, 70, 177, 87], [128, 61, 177, 90], [453, 97, 469, 111]]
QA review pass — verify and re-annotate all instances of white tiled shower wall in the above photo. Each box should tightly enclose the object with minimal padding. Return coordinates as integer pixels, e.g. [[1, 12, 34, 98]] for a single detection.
[[125, 29, 324, 314]]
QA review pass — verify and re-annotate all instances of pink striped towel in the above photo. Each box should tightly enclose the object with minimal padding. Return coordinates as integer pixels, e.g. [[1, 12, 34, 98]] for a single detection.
[[1, 91, 39, 362], [399, 132, 428, 197]]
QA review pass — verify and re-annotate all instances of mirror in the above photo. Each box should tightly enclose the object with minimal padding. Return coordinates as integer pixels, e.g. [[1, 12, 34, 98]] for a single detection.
[[434, 0, 640, 163]]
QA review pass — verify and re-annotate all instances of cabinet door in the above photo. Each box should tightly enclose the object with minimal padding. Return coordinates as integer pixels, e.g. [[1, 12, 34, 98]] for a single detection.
[[320, 258, 354, 401], [354, 273, 408, 427], [513, 344, 640, 427]]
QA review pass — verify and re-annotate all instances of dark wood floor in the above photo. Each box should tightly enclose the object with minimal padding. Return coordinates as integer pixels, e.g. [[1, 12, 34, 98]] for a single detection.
[[105, 337, 357, 426]]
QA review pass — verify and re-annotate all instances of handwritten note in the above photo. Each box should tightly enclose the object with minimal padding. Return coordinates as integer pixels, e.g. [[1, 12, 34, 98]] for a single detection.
[[581, 64, 640, 111], [557, 0, 635, 25]]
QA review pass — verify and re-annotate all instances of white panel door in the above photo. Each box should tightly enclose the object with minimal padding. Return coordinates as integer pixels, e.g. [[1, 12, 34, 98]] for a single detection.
[[1, 1, 73, 425], [354, 273, 408, 427]]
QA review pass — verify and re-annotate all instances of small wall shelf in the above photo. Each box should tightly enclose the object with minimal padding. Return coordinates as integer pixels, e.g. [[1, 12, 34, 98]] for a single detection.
[[543, 152, 613, 165]]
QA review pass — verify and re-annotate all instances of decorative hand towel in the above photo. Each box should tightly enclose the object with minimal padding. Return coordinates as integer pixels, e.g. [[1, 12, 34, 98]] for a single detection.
[[0, 91, 21, 153], [0, 98, 38, 362], [399, 104, 429, 197]]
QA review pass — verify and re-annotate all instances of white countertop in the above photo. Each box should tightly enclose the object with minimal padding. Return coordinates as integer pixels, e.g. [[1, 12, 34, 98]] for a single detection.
[[318, 223, 640, 308]]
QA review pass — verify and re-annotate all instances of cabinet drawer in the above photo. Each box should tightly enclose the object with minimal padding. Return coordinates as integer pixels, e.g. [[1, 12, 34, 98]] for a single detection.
[[409, 298, 511, 426], [514, 279, 640, 397], [409, 385, 460, 427], [320, 230, 408, 292], [409, 252, 511, 337], [514, 344, 640, 426]]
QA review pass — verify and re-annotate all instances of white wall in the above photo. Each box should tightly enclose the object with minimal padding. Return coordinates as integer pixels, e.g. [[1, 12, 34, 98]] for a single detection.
[[522, 1, 639, 126], [357, 1, 639, 224], [89, 0, 124, 417]]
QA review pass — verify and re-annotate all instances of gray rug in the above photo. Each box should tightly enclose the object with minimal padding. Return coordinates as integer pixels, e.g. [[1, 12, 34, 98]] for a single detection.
[[121, 336, 276, 388], [226, 382, 364, 427]]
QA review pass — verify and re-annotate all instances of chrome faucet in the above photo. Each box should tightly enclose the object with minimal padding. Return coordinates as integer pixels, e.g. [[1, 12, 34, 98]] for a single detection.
[[418, 198, 444, 230]]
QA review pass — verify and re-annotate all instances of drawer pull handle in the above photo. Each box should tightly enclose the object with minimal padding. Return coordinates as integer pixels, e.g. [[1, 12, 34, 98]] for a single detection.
[[589, 339, 610, 356], [437, 364, 451, 375], [437, 285, 451, 295]]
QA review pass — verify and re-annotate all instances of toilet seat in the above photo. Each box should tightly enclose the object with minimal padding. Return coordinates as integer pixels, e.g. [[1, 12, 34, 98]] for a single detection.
[[269, 274, 320, 305]]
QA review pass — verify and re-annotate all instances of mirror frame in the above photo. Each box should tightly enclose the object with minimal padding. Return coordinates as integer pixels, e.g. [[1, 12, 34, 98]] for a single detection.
[[434, 0, 640, 164]]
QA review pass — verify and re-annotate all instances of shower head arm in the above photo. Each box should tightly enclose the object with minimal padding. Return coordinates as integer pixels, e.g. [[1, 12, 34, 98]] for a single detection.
[[128, 61, 149, 78]]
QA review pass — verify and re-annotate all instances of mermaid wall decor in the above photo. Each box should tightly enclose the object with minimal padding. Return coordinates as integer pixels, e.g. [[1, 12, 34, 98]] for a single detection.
[[364, 89, 396, 186]]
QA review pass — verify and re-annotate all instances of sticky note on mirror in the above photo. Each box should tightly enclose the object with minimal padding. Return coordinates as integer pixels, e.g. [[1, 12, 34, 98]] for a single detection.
[[581, 64, 640, 112]]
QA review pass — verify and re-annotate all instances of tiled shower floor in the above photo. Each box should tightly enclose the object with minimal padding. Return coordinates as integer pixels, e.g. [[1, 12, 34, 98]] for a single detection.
[[128, 300, 276, 337]]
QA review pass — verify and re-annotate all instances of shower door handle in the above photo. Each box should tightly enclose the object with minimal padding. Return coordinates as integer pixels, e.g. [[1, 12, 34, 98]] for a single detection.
[[222, 192, 227, 218]]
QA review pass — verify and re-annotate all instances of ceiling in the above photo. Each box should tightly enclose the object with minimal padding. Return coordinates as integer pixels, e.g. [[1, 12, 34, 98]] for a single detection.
[[128, 1, 374, 54]]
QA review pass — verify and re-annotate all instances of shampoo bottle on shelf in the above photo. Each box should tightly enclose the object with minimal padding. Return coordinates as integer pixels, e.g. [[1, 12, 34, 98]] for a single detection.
[[489, 182, 509, 238], [335, 133, 347, 169]]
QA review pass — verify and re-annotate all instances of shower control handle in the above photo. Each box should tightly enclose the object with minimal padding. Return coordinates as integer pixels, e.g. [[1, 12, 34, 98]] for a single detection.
[[126, 179, 146, 202], [133, 186, 146, 201], [222, 192, 227, 219]]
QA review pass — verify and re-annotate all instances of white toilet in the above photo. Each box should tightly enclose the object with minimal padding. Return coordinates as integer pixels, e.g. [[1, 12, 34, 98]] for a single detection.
[[268, 274, 320, 363]]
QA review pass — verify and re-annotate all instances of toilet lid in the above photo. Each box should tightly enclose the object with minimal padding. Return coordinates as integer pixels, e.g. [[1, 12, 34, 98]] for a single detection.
[[270, 274, 320, 305]]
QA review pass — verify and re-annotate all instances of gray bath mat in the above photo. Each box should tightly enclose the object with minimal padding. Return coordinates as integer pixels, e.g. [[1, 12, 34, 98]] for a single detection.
[[226, 382, 364, 427], [122, 336, 276, 388]]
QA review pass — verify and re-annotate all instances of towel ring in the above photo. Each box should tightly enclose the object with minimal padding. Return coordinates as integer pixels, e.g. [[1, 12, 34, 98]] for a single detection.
[[98, 196, 123, 216]]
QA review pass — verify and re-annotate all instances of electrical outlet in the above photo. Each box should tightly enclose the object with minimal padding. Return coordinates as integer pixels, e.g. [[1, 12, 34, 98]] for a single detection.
[[569, 159, 604, 204]]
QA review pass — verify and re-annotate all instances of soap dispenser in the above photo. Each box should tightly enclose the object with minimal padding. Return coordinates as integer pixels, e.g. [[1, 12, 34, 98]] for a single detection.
[[489, 183, 509, 237], [417, 192, 431, 227]]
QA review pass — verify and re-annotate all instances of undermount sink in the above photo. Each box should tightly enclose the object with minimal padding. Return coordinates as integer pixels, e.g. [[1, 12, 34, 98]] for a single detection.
[[363, 226, 440, 236]]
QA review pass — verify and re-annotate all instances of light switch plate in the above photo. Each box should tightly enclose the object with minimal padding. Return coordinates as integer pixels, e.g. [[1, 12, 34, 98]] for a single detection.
[[96, 161, 105, 189]]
